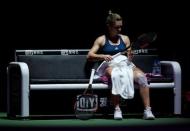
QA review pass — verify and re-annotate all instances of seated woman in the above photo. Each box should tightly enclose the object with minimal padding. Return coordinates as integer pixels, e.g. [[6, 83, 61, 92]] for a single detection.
[[87, 11, 155, 120]]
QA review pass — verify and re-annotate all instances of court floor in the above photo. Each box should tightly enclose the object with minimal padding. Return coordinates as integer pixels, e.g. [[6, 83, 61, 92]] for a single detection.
[[1, 112, 190, 131]]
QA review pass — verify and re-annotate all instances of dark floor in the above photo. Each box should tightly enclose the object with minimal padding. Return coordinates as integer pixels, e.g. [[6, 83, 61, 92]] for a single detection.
[[1, 112, 190, 131]]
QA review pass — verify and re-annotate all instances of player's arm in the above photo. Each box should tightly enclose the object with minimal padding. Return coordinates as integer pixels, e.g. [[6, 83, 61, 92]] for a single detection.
[[87, 36, 112, 61], [122, 35, 133, 61]]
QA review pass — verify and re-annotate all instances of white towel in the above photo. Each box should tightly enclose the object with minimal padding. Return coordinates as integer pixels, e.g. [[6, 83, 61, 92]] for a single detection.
[[111, 61, 134, 99], [96, 54, 135, 99], [96, 53, 134, 76]]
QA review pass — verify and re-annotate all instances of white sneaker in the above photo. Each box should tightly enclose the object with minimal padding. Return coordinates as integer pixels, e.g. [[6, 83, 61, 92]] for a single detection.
[[114, 109, 123, 120], [143, 107, 155, 120]]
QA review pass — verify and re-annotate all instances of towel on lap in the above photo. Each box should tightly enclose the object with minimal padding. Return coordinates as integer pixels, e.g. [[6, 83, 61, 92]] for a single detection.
[[96, 54, 135, 99], [111, 61, 134, 99]]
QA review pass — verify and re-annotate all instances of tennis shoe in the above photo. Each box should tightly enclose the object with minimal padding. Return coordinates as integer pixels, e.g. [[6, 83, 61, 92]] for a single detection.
[[143, 107, 155, 120], [114, 108, 123, 120]]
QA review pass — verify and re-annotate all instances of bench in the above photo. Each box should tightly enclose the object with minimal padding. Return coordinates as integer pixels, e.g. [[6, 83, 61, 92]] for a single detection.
[[7, 49, 181, 118]]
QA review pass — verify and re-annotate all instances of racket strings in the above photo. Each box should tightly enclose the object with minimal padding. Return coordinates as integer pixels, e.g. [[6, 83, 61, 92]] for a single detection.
[[132, 32, 157, 49]]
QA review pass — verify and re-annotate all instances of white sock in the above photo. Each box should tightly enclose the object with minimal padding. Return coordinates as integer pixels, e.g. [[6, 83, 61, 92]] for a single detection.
[[115, 106, 121, 111], [145, 106, 151, 111]]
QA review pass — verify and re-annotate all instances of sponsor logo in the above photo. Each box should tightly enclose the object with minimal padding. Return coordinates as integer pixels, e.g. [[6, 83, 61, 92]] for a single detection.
[[76, 94, 98, 111], [99, 97, 107, 107], [133, 49, 148, 54], [25, 50, 44, 55], [61, 50, 79, 55]]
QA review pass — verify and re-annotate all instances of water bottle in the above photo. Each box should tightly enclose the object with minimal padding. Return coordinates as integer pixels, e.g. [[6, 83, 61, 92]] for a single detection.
[[152, 59, 161, 76]]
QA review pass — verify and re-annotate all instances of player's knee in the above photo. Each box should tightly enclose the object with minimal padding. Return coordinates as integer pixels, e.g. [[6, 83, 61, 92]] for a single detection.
[[135, 73, 148, 88], [105, 67, 112, 76]]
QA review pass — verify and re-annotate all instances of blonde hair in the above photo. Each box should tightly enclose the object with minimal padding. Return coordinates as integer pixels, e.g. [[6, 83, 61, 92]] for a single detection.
[[106, 10, 122, 26]]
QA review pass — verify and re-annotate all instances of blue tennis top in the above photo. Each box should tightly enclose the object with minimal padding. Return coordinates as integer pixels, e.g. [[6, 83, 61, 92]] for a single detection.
[[101, 35, 126, 55]]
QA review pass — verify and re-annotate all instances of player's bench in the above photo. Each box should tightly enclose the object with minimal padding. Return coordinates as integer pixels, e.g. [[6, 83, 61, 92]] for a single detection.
[[7, 49, 181, 118]]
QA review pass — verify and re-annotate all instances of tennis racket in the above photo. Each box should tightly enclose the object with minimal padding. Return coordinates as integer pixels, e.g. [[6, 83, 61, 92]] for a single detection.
[[74, 69, 98, 120], [121, 32, 157, 55], [96, 32, 157, 75]]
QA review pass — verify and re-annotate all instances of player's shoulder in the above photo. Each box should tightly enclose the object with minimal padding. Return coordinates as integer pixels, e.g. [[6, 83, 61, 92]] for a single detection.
[[120, 34, 130, 44], [95, 35, 106, 43], [120, 34, 130, 40]]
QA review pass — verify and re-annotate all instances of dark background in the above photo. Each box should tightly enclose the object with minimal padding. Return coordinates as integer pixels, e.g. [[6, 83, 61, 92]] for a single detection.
[[0, 0, 189, 113]]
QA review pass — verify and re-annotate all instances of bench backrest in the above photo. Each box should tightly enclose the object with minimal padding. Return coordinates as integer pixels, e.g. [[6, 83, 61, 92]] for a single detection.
[[15, 49, 159, 82]]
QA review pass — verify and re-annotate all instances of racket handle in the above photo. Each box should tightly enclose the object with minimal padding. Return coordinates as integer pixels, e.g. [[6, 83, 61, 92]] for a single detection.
[[89, 69, 95, 85]]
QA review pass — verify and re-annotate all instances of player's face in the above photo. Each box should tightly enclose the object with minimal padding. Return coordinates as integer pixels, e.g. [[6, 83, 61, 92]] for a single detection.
[[109, 20, 123, 36]]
